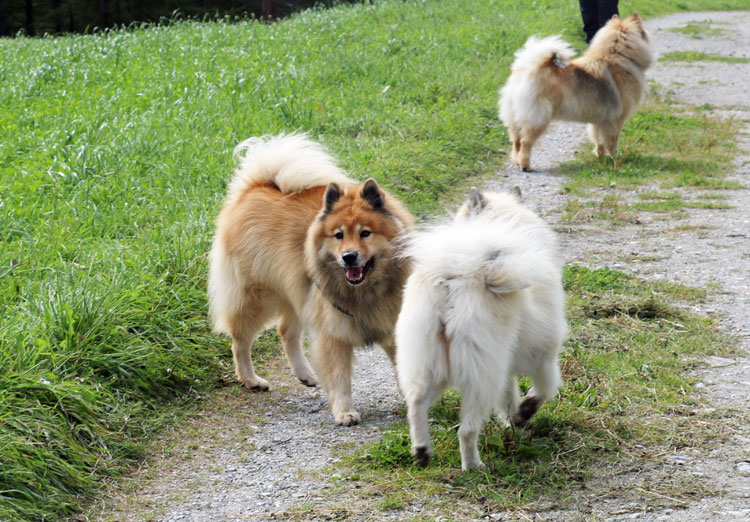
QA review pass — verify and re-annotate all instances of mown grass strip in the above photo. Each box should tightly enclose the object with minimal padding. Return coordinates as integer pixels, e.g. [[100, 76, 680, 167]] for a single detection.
[[660, 50, 750, 63]]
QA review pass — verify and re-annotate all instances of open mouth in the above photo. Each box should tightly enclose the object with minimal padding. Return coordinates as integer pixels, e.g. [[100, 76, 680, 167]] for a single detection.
[[344, 258, 374, 285]]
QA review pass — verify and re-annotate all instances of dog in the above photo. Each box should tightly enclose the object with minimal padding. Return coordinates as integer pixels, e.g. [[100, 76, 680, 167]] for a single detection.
[[208, 134, 413, 425], [395, 187, 567, 470], [498, 13, 652, 171]]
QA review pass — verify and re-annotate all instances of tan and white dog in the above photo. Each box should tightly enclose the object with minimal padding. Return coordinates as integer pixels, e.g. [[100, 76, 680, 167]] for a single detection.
[[208, 134, 413, 425], [499, 14, 652, 171]]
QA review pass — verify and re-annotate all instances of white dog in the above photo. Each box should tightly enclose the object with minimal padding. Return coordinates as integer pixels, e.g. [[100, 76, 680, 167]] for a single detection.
[[395, 188, 567, 470]]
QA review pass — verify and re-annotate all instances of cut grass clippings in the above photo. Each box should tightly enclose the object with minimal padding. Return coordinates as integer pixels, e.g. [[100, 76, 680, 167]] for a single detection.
[[333, 266, 738, 516]]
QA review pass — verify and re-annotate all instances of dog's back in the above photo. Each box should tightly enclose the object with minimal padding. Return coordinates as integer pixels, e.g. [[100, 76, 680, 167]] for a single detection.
[[400, 192, 563, 385]]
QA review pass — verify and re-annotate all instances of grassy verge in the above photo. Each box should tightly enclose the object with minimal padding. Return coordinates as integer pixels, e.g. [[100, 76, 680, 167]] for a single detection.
[[660, 50, 750, 63], [558, 93, 743, 225], [309, 266, 739, 518], [2, 0, 750, 520]]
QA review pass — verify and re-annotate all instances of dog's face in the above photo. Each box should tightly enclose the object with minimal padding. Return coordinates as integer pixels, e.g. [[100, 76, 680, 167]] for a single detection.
[[312, 179, 403, 286]]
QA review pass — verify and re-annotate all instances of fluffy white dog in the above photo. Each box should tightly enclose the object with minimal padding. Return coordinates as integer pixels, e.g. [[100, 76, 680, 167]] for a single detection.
[[395, 188, 567, 470]]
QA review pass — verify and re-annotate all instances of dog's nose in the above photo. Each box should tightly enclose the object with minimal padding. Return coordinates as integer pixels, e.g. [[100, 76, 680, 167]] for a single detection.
[[341, 251, 359, 266]]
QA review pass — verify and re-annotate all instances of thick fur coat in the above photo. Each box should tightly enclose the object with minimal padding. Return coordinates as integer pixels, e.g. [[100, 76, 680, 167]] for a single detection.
[[395, 188, 567, 470], [208, 134, 413, 425], [499, 13, 652, 171]]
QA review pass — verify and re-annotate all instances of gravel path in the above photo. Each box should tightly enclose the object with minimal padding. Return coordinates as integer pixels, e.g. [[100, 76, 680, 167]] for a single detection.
[[89, 11, 750, 522]]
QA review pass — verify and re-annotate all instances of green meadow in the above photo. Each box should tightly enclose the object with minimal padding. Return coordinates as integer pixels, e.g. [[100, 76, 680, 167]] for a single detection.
[[1, 0, 749, 520]]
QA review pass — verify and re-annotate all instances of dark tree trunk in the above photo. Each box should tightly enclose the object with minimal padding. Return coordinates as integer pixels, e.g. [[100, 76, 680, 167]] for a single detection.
[[262, 0, 274, 19], [99, 0, 108, 28], [52, 0, 61, 34], [68, 0, 75, 32], [0, 0, 6, 36], [25, 0, 34, 35]]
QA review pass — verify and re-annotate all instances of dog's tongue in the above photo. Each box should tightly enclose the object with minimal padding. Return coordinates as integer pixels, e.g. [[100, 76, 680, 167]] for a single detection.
[[346, 267, 363, 282]]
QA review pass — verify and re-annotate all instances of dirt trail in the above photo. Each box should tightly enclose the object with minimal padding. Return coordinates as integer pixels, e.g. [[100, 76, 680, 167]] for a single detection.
[[88, 11, 750, 522], [492, 11, 750, 521]]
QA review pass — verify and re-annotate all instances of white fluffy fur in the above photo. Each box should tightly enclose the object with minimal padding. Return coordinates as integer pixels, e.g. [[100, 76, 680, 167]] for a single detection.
[[395, 190, 567, 470], [510, 35, 574, 73], [227, 133, 352, 201], [208, 133, 353, 336], [499, 36, 575, 132]]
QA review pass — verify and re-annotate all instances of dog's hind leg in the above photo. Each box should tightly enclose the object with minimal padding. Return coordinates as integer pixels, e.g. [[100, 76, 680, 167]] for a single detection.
[[279, 304, 318, 387], [498, 377, 521, 427], [229, 287, 279, 391], [589, 122, 621, 158], [314, 334, 359, 426], [507, 123, 521, 163], [405, 381, 445, 467], [518, 124, 548, 172], [458, 382, 495, 470], [513, 357, 561, 427]]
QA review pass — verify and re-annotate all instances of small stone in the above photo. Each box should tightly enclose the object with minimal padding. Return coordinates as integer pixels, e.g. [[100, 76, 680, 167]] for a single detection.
[[666, 455, 689, 465], [736, 461, 750, 473]]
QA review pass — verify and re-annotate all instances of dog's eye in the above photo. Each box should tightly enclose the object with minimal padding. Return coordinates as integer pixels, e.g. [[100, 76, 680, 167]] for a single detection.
[[360, 230, 371, 238], [334, 231, 344, 240]]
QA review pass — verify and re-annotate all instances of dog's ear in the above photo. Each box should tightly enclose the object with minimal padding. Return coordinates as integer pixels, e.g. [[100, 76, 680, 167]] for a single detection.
[[629, 13, 648, 40], [324, 182, 341, 213], [511, 186, 522, 202], [361, 178, 385, 212], [467, 187, 486, 215]]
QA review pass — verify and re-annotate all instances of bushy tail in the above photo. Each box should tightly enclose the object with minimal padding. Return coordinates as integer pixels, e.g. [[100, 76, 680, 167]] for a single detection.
[[510, 35, 575, 73], [226, 133, 352, 201], [207, 237, 242, 335]]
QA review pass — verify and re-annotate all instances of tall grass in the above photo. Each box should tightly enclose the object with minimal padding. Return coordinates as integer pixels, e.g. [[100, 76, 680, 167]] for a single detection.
[[2, 0, 750, 520]]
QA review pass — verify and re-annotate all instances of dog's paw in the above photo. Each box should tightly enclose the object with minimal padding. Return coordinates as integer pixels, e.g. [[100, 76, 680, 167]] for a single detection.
[[295, 368, 319, 387], [511, 396, 541, 427], [298, 375, 318, 387], [413, 446, 431, 467], [240, 376, 271, 391], [461, 459, 485, 471], [292, 362, 319, 388], [334, 410, 361, 426]]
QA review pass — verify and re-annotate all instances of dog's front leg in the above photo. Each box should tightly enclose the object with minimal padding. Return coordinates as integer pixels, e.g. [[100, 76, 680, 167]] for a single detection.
[[314, 334, 359, 426]]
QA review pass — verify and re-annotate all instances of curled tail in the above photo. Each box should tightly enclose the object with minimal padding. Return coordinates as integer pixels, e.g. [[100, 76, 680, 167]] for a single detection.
[[510, 35, 575, 73], [226, 133, 352, 201]]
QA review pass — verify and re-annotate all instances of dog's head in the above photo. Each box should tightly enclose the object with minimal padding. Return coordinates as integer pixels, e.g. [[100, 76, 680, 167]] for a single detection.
[[455, 186, 523, 222], [308, 178, 411, 286], [590, 13, 652, 69]]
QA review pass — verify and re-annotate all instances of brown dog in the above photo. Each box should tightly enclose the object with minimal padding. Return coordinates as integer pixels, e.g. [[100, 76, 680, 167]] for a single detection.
[[208, 134, 413, 425], [499, 14, 652, 171]]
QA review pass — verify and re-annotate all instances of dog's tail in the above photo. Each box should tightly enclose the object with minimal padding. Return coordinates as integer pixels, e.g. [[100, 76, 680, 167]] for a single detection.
[[227, 133, 352, 200], [510, 35, 575, 73], [484, 218, 561, 295], [207, 235, 241, 336]]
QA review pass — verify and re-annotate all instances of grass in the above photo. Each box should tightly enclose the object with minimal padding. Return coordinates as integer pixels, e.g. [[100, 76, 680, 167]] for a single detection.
[[660, 51, 750, 63], [328, 265, 738, 516], [668, 21, 729, 38], [2, 0, 750, 520], [559, 92, 744, 224]]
